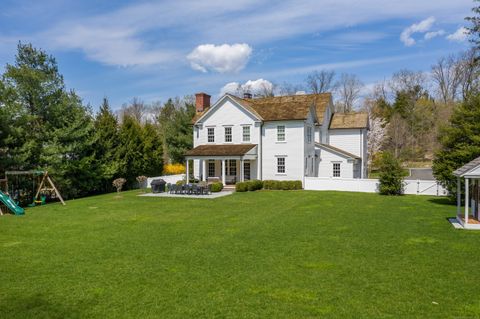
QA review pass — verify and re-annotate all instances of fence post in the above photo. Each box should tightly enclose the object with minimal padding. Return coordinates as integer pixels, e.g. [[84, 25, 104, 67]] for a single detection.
[[417, 180, 420, 195]]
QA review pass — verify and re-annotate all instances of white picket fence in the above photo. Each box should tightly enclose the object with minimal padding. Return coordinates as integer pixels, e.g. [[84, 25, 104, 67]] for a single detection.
[[146, 174, 185, 188], [304, 177, 447, 196]]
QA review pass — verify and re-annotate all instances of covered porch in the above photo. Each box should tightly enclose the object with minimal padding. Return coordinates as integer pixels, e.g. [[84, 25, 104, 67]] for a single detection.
[[185, 144, 258, 185], [453, 157, 480, 230]]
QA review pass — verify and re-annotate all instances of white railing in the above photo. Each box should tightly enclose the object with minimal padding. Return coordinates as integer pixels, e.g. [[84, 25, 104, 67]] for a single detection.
[[304, 177, 447, 196], [146, 174, 185, 188]]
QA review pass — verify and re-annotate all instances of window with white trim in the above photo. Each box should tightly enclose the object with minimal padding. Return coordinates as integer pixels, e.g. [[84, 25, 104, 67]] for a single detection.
[[277, 157, 286, 174], [225, 127, 232, 142], [208, 161, 215, 177], [333, 162, 341, 177], [228, 159, 236, 175], [207, 128, 215, 143], [307, 126, 312, 143], [277, 125, 285, 141], [242, 126, 250, 142]]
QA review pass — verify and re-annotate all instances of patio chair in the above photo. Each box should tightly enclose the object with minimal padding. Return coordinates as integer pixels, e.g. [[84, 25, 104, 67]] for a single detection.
[[169, 184, 176, 194], [166, 183, 171, 193], [192, 184, 199, 195]]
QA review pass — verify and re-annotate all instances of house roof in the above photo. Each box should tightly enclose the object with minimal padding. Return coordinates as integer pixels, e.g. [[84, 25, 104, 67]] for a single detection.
[[185, 144, 257, 157], [453, 156, 480, 177], [315, 143, 360, 159], [234, 93, 330, 122], [193, 93, 332, 124], [329, 112, 369, 129]]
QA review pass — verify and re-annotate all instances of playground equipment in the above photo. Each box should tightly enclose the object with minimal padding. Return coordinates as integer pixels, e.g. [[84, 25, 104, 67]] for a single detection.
[[0, 171, 65, 214], [0, 190, 24, 215]]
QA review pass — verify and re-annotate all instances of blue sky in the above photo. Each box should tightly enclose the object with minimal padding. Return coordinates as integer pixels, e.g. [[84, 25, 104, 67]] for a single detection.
[[0, 0, 473, 110]]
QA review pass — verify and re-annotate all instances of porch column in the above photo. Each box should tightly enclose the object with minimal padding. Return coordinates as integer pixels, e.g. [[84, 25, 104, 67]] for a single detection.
[[186, 159, 190, 183], [465, 178, 469, 224], [240, 159, 244, 182], [457, 176, 461, 216], [202, 159, 206, 182], [222, 159, 226, 185]]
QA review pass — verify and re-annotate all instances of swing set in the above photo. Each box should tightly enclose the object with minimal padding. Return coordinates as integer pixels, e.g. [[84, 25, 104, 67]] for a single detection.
[[2, 170, 65, 207]]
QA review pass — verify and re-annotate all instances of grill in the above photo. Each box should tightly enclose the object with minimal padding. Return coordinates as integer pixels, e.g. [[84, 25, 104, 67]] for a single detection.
[[151, 179, 166, 193]]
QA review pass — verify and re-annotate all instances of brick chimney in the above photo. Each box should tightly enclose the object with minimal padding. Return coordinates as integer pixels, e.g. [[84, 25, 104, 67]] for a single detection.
[[195, 92, 211, 113]]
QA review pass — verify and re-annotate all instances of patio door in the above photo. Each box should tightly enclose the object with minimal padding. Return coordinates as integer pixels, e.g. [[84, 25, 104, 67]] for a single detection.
[[226, 159, 237, 184], [244, 161, 251, 181]]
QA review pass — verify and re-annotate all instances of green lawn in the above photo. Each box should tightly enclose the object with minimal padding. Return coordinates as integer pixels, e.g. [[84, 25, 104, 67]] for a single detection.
[[0, 190, 479, 318]]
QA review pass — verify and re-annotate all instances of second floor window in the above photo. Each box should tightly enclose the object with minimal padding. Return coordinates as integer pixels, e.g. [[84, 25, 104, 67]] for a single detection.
[[225, 127, 232, 142], [207, 128, 215, 143], [277, 125, 285, 141], [243, 126, 250, 142]]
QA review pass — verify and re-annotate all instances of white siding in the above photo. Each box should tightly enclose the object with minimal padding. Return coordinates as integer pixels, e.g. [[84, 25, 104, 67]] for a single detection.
[[262, 120, 305, 181], [317, 147, 355, 178], [329, 129, 362, 157]]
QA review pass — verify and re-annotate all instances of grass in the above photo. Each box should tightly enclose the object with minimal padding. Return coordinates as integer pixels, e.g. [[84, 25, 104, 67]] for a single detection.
[[0, 190, 479, 318]]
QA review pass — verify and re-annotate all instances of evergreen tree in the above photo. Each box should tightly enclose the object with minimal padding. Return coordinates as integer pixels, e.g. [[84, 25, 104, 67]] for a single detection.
[[378, 152, 406, 195], [94, 97, 120, 192], [116, 115, 145, 187], [433, 94, 480, 197]]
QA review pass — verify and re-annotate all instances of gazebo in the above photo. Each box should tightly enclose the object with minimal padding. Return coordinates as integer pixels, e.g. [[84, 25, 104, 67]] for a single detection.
[[453, 156, 480, 230]]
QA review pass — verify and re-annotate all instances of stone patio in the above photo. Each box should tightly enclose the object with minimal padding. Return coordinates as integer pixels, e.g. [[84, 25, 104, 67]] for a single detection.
[[140, 191, 233, 199]]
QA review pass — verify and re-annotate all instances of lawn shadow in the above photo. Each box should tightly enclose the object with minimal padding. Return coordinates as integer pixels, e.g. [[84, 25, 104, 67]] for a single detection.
[[428, 197, 456, 206], [0, 294, 85, 319]]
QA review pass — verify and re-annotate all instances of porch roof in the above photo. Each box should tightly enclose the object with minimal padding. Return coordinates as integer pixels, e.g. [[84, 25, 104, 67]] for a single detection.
[[453, 156, 480, 177], [185, 144, 257, 157]]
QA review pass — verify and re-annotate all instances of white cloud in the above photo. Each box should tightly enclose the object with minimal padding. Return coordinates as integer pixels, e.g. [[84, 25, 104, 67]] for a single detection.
[[446, 27, 468, 42], [424, 29, 445, 40], [187, 43, 252, 73], [220, 79, 274, 96], [400, 16, 436, 46]]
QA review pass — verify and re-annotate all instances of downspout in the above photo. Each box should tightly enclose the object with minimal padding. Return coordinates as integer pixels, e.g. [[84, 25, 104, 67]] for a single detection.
[[259, 122, 263, 180]]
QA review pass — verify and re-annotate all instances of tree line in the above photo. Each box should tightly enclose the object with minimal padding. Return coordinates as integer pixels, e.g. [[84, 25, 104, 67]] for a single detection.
[[0, 43, 194, 199]]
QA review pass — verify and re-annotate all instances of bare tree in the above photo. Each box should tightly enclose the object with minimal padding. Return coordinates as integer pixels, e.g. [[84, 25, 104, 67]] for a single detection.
[[431, 55, 463, 103], [278, 82, 305, 96], [458, 48, 480, 100], [122, 97, 147, 124], [305, 70, 336, 94], [389, 69, 427, 98], [335, 73, 363, 113]]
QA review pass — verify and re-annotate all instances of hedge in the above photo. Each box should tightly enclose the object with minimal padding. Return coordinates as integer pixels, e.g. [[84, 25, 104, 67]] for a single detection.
[[236, 180, 303, 192]]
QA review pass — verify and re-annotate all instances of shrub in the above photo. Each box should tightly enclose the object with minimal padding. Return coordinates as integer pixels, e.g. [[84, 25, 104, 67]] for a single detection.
[[378, 152, 406, 195], [176, 180, 184, 186], [163, 163, 186, 175], [210, 182, 223, 192], [247, 180, 263, 191], [136, 175, 148, 191], [263, 180, 303, 190], [235, 182, 248, 192], [112, 178, 126, 193]]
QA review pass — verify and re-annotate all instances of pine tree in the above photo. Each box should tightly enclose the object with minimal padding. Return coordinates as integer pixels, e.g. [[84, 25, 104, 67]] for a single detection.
[[433, 94, 480, 197]]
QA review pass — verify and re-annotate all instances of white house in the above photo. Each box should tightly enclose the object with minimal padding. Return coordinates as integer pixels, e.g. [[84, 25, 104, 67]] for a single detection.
[[185, 92, 369, 185]]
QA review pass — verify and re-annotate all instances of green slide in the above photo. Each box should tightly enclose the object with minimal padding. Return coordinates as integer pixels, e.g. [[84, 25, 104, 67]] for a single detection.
[[0, 190, 25, 215]]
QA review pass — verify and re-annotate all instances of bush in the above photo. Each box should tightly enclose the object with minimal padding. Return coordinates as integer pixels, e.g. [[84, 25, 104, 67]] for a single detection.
[[378, 152, 406, 195], [235, 182, 248, 192], [163, 163, 186, 175], [112, 178, 126, 193], [176, 180, 184, 186], [262, 180, 302, 190], [210, 182, 223, 192], [247, 180, 263, 191]]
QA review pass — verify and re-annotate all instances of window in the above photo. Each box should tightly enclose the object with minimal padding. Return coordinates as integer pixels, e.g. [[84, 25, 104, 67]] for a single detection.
[[333, 162, 341, 177], [207, 128, 215, 143], [277, 157, 286, 174], [307, 126, 312, 143], [225, 127, 232, 142], [242, 126, 250, 142], [277, 125, 285, 141], [228, 159, 236, 176], [244, 161, 251, 180], [208, 161, 215, 177]]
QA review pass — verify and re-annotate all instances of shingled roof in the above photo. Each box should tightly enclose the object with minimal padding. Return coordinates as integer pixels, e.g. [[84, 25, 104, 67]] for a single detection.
[[329, 112, 369, 129], [193, 93, 332, 124], [185, 144, 257, 157], [453, 156, 480, 177], [315, 143, 360, 159]]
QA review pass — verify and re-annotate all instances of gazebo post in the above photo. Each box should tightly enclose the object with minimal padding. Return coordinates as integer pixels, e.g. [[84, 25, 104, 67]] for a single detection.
[[465, 178, 469, 224], [457, 176, 461, 216]]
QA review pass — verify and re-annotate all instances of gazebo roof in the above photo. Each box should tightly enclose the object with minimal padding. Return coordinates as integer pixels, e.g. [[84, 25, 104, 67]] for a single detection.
[[453, 156, 480, 177]]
